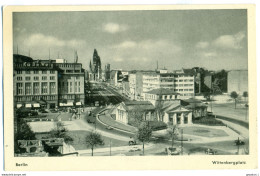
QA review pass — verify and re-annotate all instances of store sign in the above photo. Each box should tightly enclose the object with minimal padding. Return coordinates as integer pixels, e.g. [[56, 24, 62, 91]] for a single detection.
[[23, 62, 53, 68]]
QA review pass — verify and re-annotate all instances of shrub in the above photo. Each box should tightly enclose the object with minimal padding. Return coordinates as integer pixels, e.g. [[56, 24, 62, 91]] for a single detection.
[[147, 121, 167, 131], [193, 117, 225, 126]]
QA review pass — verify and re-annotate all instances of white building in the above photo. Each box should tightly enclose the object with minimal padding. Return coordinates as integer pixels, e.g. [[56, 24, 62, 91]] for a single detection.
[[162, 104, 193, 126], [143, 88, 180, 106], [115, 101, 156, 124]]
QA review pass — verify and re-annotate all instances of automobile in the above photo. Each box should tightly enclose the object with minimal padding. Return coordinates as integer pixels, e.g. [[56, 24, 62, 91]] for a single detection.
[[128, 139, 137, 146], [165, 147, 181, 155], [235, 139, 245, 146], [129, 146, 141, 152], [205, 148, 217, 155], [106, 126, 113, 130]]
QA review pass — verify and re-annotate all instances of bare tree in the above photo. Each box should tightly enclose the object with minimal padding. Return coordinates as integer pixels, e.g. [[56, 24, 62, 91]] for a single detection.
[[85, 130, 104, 156]]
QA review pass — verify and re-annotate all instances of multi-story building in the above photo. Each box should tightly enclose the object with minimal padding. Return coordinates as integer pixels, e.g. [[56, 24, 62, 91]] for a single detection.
[[227, 70, 248, 94], [13, 54, 85, 108], [14, 54, 59, 109], [142, 71, 160, 93], [56, 62, 85, 106], [129, 71, 146, 100]]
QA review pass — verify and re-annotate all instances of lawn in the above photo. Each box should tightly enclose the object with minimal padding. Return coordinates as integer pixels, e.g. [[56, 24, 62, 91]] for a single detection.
[[67, 130, 128, 150], [36, 130, 128, 150], [181, 126, 228, 138], [98, 114, 137, 133]]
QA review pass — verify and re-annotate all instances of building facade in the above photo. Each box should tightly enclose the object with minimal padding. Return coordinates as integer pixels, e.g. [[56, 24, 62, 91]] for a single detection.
[[56, 62, 85, 106], [143, 88, 180, 106], [227, 70, 248, 94], [13, 54, 85, 109], [14, 55, 59, 109]]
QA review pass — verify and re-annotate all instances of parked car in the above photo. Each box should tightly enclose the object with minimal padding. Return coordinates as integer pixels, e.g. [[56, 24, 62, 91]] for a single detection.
[[235, 139, 245, 146], [128, 138, 137, 146], [129, 146, 141, 152], [205, 148, 217, 155], [165, 147, 181, 155], [106, 126, 113, 130]]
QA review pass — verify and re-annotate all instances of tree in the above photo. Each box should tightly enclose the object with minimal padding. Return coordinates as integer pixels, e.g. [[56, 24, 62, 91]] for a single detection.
[[136, 122, 152, 155], [16, 119, 36, 140], [230, 91, 239, 109], [49, 121, 73, 144], [243, 91, 249, 120], [167, 125, 179, 148], [85, 131, 104, 156], [243, 91, 248, 102], [15, 119, 36, 153]]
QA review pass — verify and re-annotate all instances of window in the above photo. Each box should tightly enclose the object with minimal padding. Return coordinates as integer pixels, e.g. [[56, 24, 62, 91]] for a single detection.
[[17, 77, 22, 81], [42, 76, 47, 80], [25, 77, 30, 81], [50, 70, 55, 74], [75, 82, 78, 93], [42, 70, 47, 74], [25, 71, 30, 74], [17, 70, 22, 74], [41, 82, 48, 94], [25, 83, 32, 95], [179, 80, 183, 82], [17, 97, 22, 101], [70, 82, 72, 93], [34, 76, 39, 81], [189, 89, 193, 91], [34, 70, 39, 74], [17, 83, 23, 95], [50, 76, 55, 80], [33, 83, 40, 95], [49, 82, 56, 94]]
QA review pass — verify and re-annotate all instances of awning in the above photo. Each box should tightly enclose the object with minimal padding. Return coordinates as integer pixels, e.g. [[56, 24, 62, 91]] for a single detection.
[[17, 104, 22, 108], [25, 104, 32, 108], [76, 102, 82, 106], [59, 103, 64, 107], [65, 102, 73, 106], [33, 103, 40, 108]]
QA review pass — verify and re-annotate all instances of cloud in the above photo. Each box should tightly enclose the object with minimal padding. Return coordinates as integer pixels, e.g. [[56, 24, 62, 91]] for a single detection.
[[202, 52, 217, 57], [23, 33, 86, 48], [113, 41, 137, 48], [213, 31, 246, 49], [103, 23, 128, 33], [196, 41, 209, 49]]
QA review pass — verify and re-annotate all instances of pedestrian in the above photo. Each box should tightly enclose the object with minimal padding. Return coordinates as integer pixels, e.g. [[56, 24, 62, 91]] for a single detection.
[[72, 113, 76, 120]]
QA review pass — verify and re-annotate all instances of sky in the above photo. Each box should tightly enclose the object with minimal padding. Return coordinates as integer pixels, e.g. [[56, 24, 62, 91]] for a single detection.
[[13, 10, 248, 71]]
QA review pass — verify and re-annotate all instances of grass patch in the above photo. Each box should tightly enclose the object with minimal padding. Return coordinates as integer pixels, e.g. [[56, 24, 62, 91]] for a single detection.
[[181, 126, 228, 138]]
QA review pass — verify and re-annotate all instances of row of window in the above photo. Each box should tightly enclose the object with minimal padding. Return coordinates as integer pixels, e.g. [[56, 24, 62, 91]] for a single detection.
[[17, 76, 56, 81], [16, 82, 56, 95], [16, 70, 56, 74], [175, 84, 194, 87], [16, 95, 57, 102], [175, 89, 194, 92], [176, 79, 194, 82]]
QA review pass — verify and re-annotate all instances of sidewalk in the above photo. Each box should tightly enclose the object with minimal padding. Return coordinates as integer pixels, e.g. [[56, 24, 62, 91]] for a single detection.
[[77, 143, 153, 155]]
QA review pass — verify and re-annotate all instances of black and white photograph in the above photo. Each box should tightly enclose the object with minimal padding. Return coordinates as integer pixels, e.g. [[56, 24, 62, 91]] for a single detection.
[[2, 4, 257, 172]]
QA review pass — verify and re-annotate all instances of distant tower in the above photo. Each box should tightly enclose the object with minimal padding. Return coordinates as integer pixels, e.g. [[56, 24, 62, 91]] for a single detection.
[[90, 49, 102, 81]]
